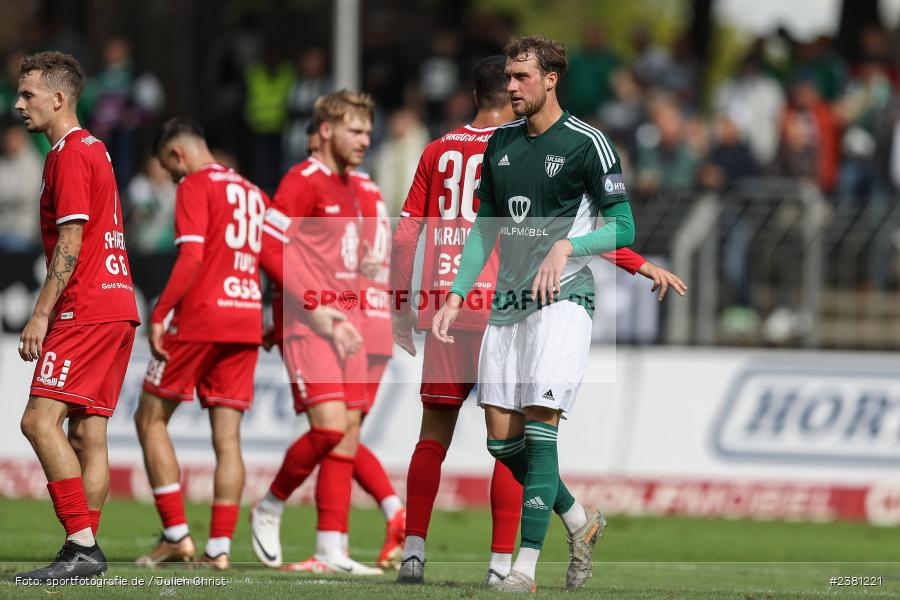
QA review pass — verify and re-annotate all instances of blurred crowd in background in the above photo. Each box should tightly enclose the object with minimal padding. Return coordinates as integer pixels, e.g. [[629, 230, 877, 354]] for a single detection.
[[5, 11, 900, 249], [3, 2, 900, 345]]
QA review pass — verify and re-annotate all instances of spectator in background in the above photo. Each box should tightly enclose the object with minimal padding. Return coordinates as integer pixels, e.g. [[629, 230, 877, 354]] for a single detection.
[[834, 61, 895, 200], [420, 30, 463, 125], [85, 37, 165, 188], [283, 47, 332, 169], [125, 156, 177, 254], [372, 107, 429, 216], [0, 51, 50, 157], [244, 45, 294, 192], [599, 68, 647, 155], [715, 53, 785, 167], [0, 120, 42, 251], [699, 114, 758, 190], [791, 36, 848, 103], [437, 89, 475, 136], [204, 13, 264, 161], [630, 24, 672, 88], [635, 98, 698, 195], [661, 34, 700, 109], [563, 24, 620, 119], [778, 78, 840, 192]]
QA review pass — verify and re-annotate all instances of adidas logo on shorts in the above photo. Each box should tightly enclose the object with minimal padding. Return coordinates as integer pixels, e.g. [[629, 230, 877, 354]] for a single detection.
[[542, 389, 555, 401], [498, 154, 510, 166], [524, 496, 549, 510]]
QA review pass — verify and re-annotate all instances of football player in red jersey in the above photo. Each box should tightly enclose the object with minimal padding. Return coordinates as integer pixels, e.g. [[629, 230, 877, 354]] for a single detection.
[[15, 52, 140, 581], [351, 169, 407, 568], [249, 91, 382, 575], [133, 118, 268, 570], [392, 56, 686, 586]]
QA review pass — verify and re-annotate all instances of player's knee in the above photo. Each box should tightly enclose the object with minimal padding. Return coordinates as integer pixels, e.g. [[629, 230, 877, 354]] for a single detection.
[[20, 409, 52, 442]]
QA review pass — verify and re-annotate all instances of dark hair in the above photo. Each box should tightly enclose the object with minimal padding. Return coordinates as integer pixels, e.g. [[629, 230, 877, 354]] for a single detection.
[[153, 117, 205, 156], [19, 51, 86, 105], [474, 55, 509, 108], [503, 34, 568, 79]]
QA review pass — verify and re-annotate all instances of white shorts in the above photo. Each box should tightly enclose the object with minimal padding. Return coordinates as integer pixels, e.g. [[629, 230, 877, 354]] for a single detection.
[[476, 300, 592, 417]]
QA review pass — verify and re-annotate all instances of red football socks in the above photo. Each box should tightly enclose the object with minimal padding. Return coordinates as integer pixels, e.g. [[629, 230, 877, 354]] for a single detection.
[[153, 485, 187, 529], [209, 503, 239, 539], [353, 443, 396, 503], [89, 509, 101, 536], [269, 428, 344, 501], [490, 459, 522, 553], [47, 477, 91, 536], [316, 453, 354, 532], [404, 439, 447, 539]]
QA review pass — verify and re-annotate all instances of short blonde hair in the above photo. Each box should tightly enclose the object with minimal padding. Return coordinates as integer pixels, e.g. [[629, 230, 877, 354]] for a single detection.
[[313, 90, 375, 128]]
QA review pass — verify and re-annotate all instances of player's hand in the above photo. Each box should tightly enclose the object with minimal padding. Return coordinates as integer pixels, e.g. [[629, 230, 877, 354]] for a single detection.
[[19, 314, 49, 362], [332, 321, 363, 360], [638, 262, 688, 301], [360, 240, 382, 280], [392, 309, 417, 356], [308, 306, 348, 338], [262, 323, 276, 352], [149, 322, 170, 361], [532, 239, 572, 305], [432, 293, 462, 344]]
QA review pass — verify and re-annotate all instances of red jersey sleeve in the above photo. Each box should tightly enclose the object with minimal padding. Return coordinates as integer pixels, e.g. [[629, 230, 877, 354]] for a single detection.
[[600, 247, 646, 275], [399, 144, 434, 218], [391, 146, 432, 303], [173, 175, 209, 246], [52, 149, 92, 224]]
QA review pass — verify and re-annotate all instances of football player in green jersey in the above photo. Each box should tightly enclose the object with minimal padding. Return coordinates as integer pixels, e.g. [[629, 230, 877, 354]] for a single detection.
[[433, 34, 636, 592]]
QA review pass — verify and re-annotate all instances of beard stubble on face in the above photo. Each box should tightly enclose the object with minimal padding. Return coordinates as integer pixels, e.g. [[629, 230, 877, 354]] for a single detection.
[[513, 86, 547, 119]]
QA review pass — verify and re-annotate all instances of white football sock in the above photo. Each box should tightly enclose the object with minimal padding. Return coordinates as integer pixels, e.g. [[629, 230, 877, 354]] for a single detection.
[[402, 535, 426, 561], [380, 495, 404, 520], [489, 552, 512, 577], [67, 527, 95, 547], [163, 523, 189, 542], [512, 546, 540, 580], [205, 536, 230, 557], [315, 530, 343, 557], [152, 483, 181, 495], [341, 533, 349, 554], [259, 491, 285, 516], [560, 502, 588, 534]]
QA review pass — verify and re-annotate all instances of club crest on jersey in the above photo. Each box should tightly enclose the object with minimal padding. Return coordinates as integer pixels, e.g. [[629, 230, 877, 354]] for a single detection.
[[508, 195, 531, 224], [545, 155, 565, 177]]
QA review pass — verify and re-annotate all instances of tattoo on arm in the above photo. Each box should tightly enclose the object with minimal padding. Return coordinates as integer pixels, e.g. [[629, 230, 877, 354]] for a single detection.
[[46, 223, 83, 300]]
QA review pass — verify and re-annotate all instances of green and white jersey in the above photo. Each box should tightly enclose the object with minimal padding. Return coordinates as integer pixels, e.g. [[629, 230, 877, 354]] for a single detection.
[[478, 111, 630, 325]]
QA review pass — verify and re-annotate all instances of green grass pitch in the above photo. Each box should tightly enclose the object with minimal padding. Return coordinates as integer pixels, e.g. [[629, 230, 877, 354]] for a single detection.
[[0, 497, 897, 598]]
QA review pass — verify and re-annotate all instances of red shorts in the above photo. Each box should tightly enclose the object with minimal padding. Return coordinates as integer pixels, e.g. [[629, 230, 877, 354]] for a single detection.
[[365, 355, 391, 414], [281, 334, 368, 414], [142, 335, 259, 411], [420, 329, 484, 408], [30, 321, 136, 417]]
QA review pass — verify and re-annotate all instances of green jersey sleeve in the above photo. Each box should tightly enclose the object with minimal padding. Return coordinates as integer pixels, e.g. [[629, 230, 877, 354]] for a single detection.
[[583, 136, 630, 208], [449, 199, 500, 300], [568, 200, 635, 256]]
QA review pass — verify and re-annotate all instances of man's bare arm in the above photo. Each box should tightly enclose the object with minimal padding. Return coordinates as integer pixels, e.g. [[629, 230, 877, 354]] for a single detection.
[[19, 221, 84, 360]]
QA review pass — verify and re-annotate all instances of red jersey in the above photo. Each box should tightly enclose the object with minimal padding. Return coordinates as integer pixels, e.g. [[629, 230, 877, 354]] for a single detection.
[[39, 127, 139, 327], [158, 163, 267, 344], [393, 124, 500, 331], [391, 124, 648, 333], [265, 156, 364, 341], [353, 171, 392, 357]]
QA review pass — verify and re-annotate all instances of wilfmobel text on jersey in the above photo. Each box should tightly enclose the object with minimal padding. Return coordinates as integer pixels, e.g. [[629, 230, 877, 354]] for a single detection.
[[499, 225, 549, 237]]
